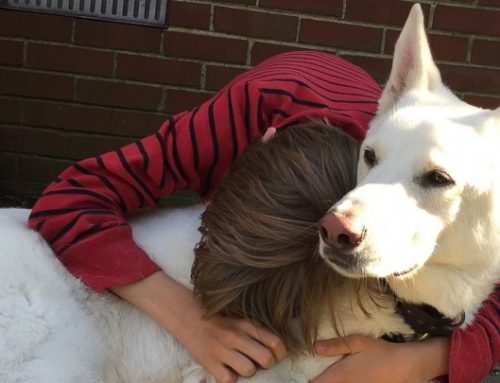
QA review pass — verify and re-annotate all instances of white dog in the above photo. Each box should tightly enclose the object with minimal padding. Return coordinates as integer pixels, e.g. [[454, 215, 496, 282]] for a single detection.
[[0, 4, 498, 383], [318, 4, 500, 326]]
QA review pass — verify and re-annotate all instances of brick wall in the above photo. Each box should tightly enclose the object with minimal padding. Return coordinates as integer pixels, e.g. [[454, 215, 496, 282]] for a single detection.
[[0, 0, 499, 203]]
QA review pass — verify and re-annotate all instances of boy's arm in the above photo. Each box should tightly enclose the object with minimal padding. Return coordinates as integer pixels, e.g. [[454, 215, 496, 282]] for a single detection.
[[28, 77, 265, 291], [27, 75, 291, 379], [312, 336, 449, 383], [28, 51, 380, 379], [312, 285, 499, 383], [447, 285, 499, 383], [111, 270, 287, 383]]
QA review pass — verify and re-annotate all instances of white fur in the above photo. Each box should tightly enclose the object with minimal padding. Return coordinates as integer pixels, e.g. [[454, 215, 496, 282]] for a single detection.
[[0, 206, 411, 383], [1, 4, 498, 382]]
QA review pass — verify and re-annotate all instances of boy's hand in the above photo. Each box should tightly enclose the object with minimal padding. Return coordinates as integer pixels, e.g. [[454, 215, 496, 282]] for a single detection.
[[311, 335, 449, 383], [183, 314, 287, 383], [111, 271, 287, 383]]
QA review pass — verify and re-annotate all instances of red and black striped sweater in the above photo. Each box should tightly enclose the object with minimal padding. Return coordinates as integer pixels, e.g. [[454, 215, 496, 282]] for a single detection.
[[29, 51, 498, 382]]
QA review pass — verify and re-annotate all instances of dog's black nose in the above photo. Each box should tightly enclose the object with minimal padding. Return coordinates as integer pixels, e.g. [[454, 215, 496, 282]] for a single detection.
[[319, 212, 366, 250]]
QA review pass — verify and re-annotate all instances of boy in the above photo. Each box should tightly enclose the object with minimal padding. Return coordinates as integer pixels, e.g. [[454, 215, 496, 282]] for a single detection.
[[29, 51, 498, 383]]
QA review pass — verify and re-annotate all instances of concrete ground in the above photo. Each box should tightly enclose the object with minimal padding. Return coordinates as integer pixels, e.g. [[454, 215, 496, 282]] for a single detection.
[[484, 366, 500, 383]]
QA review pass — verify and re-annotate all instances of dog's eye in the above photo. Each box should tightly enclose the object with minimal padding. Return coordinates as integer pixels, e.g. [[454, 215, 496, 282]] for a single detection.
[[363, 148, 377, 167], [421, 170, 455, 188]]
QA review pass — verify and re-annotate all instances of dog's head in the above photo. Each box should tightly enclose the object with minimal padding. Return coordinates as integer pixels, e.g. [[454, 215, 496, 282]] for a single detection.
[[319, 4, 500, 314], [192, 122, 359, 353]]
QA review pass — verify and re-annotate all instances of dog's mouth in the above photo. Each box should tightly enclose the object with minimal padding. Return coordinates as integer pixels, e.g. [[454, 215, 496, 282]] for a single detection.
[[320, 244, 367, 276], [392, 264, 418, 277], [326, 252, 356, 271], [320, 240, 421, 279]]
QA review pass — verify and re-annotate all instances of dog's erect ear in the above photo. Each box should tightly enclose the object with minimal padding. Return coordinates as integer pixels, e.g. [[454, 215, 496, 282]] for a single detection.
[[378, 4, 442, 113]]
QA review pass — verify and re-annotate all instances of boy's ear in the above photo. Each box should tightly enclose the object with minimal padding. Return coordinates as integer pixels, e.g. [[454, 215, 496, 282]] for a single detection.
[[261, 127, 277, 144], [378, 4, 442, 114]]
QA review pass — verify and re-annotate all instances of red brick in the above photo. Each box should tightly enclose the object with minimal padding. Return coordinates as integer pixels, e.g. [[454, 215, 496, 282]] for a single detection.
[[250, 42, 303, 65], [0, 68, 73, 101], [0, 10, 72, 42], [441, 64, 500, 94], [205, 65, 246, 91], [75, 79, 163, 111], [340, 54, 391, 84], [116, 54, 201, 87], [211, 0, 256, 5], [259, 0, 343, 17], [478, 0, 500, 6], [0, 153, 17, 181], [0, 124, 65, 157], [74, 19, 162, 52], [23, 100, 166, 137], [18, 155, 73, 182], [346, 0, 430, 26], [300, 19, 382, 52], [462, 94, 500, 109], [164, 89, 213, 113], [0, 180, 48, 203], [213, 7, 298, 41], [433, 5, 500, 37], [164, 31, 248, 64], [471, 40, 500, 67], [106, 110, 166, 137], [427, 34, 468, 62], [0, 39, 24, 66], [385, 31, 468, 62], [0, 98, 21, 124], [26, 43, 114, 76], [168, 1, 211, 29], [0, 123, 131, 161], [64, 134, 132, 159]]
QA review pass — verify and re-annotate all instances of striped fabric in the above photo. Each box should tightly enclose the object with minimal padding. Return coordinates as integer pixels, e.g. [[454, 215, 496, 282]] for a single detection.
[[447, 286, 500, 383], [28, 51, 380, 291]]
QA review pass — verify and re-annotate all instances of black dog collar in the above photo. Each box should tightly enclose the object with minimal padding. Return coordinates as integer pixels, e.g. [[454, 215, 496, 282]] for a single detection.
[[383, 296, 466, 343]]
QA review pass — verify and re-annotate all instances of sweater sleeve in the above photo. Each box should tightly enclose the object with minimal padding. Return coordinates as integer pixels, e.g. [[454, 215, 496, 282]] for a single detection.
[[447, 284, 500, 383], [28, 51, 379, 292], [28, 77, 266, 291]]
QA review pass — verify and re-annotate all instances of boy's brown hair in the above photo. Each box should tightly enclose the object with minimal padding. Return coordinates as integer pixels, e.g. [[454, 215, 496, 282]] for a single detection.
[[192, 121, 359, 354]]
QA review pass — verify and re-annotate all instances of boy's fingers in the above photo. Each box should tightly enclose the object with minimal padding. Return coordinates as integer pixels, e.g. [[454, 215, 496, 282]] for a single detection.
[[223, 350, 256, 378], [314, 338, 351, 357], [314, 335, 371, 357], [210, 363, 238, 383], [233, 335, 276, 369], [238, 320, 287, 362]]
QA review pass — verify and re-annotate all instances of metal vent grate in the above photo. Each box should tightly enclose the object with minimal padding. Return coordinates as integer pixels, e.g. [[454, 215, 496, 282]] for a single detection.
[[0, 0, 168, 26]]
